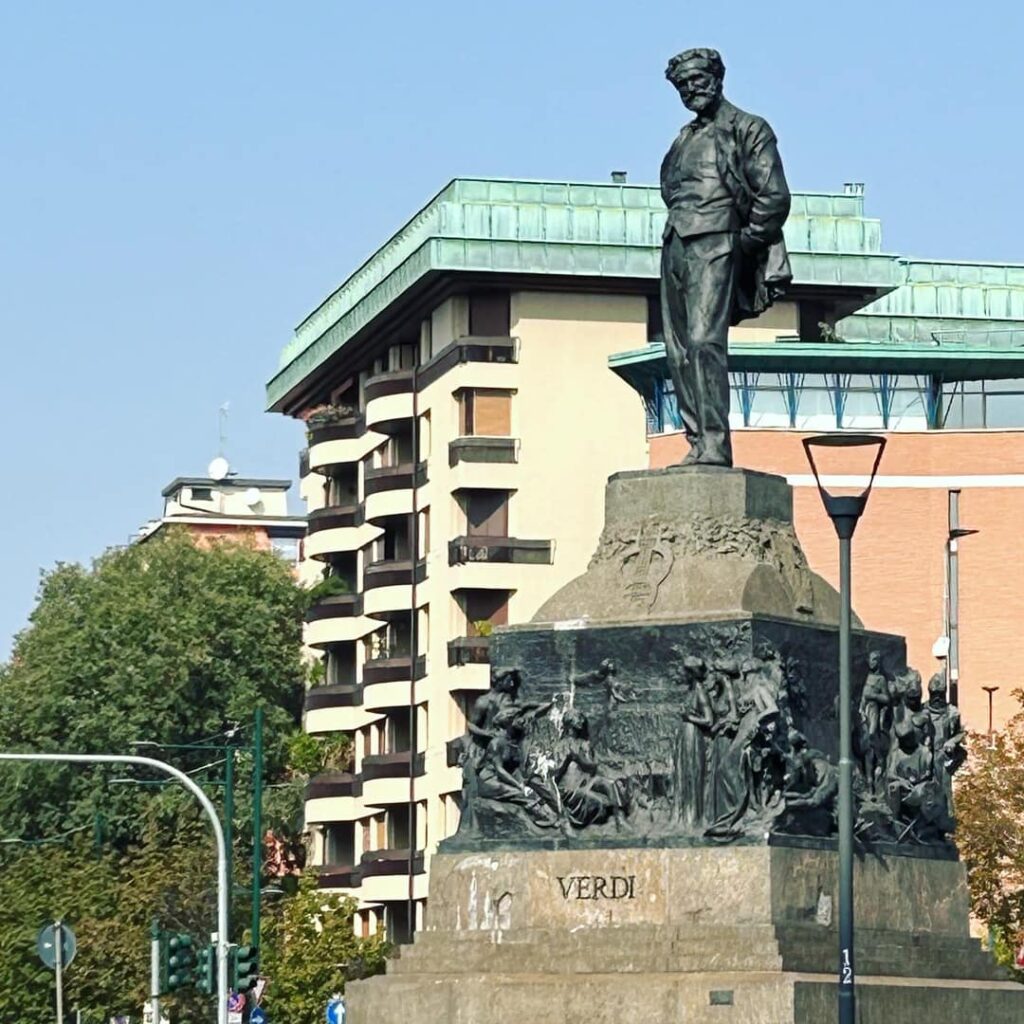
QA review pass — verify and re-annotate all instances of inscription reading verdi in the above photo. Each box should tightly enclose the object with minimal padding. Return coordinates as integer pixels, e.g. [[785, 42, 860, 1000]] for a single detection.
[[556, 875, 636, 900]]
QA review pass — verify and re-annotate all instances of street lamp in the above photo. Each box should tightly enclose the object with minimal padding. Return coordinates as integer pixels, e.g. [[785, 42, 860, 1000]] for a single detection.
[[802, 432, 886, 1024], [982, 686, 1000, 748], [945, 520, 979, 707]]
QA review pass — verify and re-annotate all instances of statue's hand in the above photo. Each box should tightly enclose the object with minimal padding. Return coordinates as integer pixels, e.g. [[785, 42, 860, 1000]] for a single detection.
[[739, 228, 764, 255]]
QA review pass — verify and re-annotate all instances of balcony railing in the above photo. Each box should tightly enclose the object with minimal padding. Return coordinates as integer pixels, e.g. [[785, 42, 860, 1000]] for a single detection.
[[304, 593, 363, 624], [449, 436, 519, 466], [317, 865, 361, 889], [307, 504, 364, 534], [306, 771, 362, 801], [360, 751, 426, 781], [308, 414, 366, 446], [447, 635, 492, 666], [362, 654, 426, 686], [363, 558, 427, 591], [304, 683, 362, 712], [359, 848, 425, 877], [417, 335, 519, 390], [448, 536, 553, 566], [364, 369, 415, 403], [363, 462, 427, 496]]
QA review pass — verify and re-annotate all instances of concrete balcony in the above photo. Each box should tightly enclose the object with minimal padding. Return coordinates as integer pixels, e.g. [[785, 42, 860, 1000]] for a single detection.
[[363, 463, 427, 522], [413, 335, 516, 391], [316, 864, 362, 890], [361, 559, 426, 618], [304, 684, 382, 735], [358, 850, 428, 903], [448, 536, 553, 566], [447, 634, 491, 666], [305, 771, 363, 825], [361, 655, 427, 712], [448, 435, 519, 467], [308, 416, 383, 472], [305, 594, 376, 647], [305, 505, 380, 561], [365, 370, 415, 431]]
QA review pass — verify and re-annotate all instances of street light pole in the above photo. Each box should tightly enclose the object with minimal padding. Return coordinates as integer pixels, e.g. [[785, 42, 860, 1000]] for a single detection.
[[0, 752, 230, 1024], [982, 686, 999, 748], [802, 433, 886, 1024]]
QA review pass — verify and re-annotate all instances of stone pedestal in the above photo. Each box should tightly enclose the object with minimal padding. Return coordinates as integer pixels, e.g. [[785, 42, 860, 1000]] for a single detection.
[[348, 848, 1021, 1023], [345, 467, 1022, 1021]]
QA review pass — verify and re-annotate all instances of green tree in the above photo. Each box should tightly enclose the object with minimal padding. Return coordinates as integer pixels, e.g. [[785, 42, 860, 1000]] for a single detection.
[[956, 696, 1024, 973], [0, 529, 307, 846], [260, 874, 389, 1024], [0, 823, 219, 1022]]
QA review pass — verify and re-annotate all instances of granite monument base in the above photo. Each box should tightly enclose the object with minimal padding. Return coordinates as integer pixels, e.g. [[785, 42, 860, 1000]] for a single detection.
[[346, 847, 1021, 1023]]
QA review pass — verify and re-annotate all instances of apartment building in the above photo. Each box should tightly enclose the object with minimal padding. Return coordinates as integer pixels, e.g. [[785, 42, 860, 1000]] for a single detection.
[[268, 176, 1024, 938], [136, 473, 305, 566]]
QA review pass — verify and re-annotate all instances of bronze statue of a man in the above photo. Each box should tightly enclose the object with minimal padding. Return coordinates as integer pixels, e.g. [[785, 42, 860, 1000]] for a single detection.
[[660, 47, 791, 466]]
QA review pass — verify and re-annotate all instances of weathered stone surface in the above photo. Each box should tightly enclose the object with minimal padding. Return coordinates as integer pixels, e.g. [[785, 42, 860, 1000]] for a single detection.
[[346, 848, 1022, 1024], [533, 466, 852, 627]]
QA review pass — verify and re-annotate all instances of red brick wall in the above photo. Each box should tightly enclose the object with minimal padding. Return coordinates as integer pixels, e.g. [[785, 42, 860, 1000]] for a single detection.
[[650, 430, 1024, 732]]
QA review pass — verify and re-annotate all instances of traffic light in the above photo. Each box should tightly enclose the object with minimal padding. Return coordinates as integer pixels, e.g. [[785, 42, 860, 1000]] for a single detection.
[[230, 944, 260, 993], [162, 932, 197, 992], [196, 943, 215, 996]]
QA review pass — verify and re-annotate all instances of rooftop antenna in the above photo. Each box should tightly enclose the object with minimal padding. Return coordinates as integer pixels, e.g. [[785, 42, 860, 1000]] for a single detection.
[[218, 401, 230, 457]]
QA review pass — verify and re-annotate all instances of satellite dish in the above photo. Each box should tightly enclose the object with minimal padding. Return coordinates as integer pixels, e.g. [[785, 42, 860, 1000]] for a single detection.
[[243, 487, 262, 508], [208, 456, 230, 481]]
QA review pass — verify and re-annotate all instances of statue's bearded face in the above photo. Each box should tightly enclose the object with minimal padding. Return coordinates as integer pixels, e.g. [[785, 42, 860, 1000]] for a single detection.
[[673, 64, 722, 113]]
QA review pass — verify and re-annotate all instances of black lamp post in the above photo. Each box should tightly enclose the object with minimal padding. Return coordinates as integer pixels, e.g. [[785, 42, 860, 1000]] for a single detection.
[[982, 685, 999, 748], [801, 432, 886, 1024]]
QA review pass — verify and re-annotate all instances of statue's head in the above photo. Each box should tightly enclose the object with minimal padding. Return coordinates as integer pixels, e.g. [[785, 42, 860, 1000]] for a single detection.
[[868, 650, 882, 671], [928, 671, 947, 703], [683, 655, 706, 682], [492, 666, 521, 697], [665, 47, 725, 114], [903, 668, 923, 706]]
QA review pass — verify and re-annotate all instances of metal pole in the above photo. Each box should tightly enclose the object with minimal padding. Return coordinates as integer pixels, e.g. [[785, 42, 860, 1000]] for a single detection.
[[224, 745, 234, 943], [948, 490, 961, 706], [54, 918, 65, 1024], [251, 707, 264, 948], [983, 686, 999, 748], [837, 532, 855, 1024], [0, 753, 230, 1024], [407, 362, 420, 941], [150, 919, 161, 1024]]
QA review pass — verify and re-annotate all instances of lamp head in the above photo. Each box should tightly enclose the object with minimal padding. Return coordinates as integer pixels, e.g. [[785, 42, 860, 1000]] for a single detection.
[[801, 433, 886, 539]]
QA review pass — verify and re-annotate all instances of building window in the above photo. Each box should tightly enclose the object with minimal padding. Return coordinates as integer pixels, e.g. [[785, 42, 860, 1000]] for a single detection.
[[324, 822, 355, 866], [468, 292, 510, 337], [942, 378, 1024, 428], [458, 389, 512, 436], [463, 491, 510, 537], [269, 536, 300, 565], [189, 487, 214, 502]]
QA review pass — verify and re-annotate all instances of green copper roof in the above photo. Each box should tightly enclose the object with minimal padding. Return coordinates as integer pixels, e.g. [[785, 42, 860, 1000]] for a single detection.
[[267, 178, 902, 409], [267, 177, 1024, 410]]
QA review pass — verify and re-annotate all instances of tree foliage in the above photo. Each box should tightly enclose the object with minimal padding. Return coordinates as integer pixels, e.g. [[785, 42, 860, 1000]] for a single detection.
[[956, 694, 1024, 972], [0, 824, 217, 1022], [260, 874, 389, 1024], [0, 530, 307, 846]]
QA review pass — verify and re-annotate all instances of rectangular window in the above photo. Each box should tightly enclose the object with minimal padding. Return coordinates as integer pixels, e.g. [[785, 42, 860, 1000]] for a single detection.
[[387, 713, 412, 754], [389, 343, 417, 371], [324, 822, 355, 866], [468, 292, 510, 337], [459, 389, 512, 436], [464, 491, 509, 537], [189, 487, 213, 502]]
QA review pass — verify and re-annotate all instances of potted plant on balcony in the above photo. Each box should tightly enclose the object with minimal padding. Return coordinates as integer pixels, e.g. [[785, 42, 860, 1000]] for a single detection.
[[304, 573, 352, 609], [304, 403, 357, 441]]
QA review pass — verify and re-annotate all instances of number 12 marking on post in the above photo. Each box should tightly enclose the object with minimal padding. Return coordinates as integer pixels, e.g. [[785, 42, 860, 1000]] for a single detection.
[[841, 947, 853, 984]]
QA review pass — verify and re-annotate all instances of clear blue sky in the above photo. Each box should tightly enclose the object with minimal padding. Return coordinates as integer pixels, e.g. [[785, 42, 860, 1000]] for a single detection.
[[2, 1, 1022, 653]]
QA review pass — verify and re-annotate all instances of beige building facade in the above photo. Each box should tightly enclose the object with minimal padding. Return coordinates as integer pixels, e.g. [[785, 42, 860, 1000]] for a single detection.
[[282, 282, 648, 938]]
